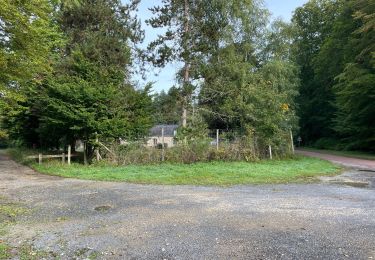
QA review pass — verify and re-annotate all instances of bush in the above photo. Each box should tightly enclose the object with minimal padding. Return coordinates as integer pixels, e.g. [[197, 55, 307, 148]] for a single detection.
[[313, 138, 342, 150], [96, 134, 293, 165], [0, 130, 8, 148]]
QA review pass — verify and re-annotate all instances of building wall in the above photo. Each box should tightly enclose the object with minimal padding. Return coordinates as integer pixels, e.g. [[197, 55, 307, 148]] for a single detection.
[[146, 136, 175, 148]]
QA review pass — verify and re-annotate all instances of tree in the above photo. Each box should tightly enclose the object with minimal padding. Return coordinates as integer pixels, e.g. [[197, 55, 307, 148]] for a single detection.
[[0, 0, 61, 91], [40, 0, 151, 147], [0, 0, 62, 144], [292, 0, 341, 144], [198, 12, 299, 145], [2, 0, 153, 151], [333, 0, 375, 151], [292, 0, 374, 151], [152, 87, 181, 124], [147, 0, 268, 127], [199, 43, 299, 145]]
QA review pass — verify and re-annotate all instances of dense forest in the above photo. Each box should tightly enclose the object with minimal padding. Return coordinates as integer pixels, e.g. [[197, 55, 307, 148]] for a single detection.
[[0, 0, 374, 153]]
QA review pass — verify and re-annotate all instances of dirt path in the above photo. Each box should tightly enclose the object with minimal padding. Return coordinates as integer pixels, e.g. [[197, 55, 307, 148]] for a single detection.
[[0, 154, 375, 259], [296, 149, 375, 170]]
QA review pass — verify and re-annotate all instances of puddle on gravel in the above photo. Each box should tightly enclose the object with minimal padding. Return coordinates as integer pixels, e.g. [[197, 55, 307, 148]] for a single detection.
[[94, 205, 112, 212], [358, 169, 375, 173], [332, 181, 369, 188]]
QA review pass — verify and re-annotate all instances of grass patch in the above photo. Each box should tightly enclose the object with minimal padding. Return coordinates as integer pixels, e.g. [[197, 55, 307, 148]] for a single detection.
[[0, 243, 11, 260], [3, 148, 37, 165], [302, 148, 375, 160], [0, 197, 30, 260], [33, 156, 340, 186]]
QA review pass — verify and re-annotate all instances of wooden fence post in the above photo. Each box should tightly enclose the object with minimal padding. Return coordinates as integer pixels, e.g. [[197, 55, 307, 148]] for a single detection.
[[62, 153, 65, 163], [268, 145, 273, 160], [67, 145, 71, 165], [38, 153, 42, 164], [83, 141, 88, 165], [290, 130, 295, 154], [95, 135, 100, 162], [216, 129, 219, 151]]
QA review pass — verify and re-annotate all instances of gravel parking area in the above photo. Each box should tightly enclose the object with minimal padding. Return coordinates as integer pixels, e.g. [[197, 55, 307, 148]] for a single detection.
[[0, 154, 374, 259]]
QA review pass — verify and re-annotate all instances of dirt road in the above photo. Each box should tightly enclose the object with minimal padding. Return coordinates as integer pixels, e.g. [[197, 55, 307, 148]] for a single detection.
[[0, 154, 374, 259], [296, 149, 375, 170]]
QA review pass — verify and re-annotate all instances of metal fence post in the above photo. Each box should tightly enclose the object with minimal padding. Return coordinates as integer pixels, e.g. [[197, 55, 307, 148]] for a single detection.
[[161, 127, 165, 161]]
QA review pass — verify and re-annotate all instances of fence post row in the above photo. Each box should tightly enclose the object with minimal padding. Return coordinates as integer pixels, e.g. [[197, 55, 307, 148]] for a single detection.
[[33, 146, 72, 165]]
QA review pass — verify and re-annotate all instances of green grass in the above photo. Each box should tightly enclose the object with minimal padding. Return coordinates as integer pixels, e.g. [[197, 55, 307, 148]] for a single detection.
[[0, 197, 29, 260], [0, 243, 11, 260], [301, 148, 375, 160], [33, 156, 341, 186]]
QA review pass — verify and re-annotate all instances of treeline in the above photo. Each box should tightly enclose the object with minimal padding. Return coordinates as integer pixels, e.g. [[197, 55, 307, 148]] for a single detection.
[[293, 0, 374, 151], [1, 0, 153, 150], [153, 0, 375, 152], [147, 0, 299, 147], [1, 0, 372, 154], [0, 0, 298, 153]]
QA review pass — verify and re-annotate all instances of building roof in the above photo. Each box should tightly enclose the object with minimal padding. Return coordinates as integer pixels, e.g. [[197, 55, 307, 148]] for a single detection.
[[149, 124, 178, 137]]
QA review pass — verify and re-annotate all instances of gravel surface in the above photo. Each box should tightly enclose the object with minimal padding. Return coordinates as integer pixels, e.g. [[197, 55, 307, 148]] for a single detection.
[[0, 154, 374, 259]]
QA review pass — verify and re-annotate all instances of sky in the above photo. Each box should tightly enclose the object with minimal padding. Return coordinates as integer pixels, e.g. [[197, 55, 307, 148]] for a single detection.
[[131, 0, 308, 93]]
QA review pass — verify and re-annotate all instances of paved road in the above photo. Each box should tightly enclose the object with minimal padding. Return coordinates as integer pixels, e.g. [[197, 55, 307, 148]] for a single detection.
[[296, 150, 375, 170], [0, 154, 374, 259]]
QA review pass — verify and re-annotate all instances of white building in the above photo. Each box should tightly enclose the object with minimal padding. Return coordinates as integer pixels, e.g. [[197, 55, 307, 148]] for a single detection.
[[146, 124, 178, 148]]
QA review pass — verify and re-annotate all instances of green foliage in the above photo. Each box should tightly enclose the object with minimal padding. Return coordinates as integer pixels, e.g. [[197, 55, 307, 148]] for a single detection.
[[293, 0, 375, 151], [0, 0, 62, 90], [1, 0, 153, 150], [175, 112, 208, 142], [0, 129, 8, 148], [152, 87, 181, 124], [147, 0, 269, 125], [0, 0, 62, 146], [334, 64, 375, 150], [199, 44, 299, 146], [292, 0, 341, 143]]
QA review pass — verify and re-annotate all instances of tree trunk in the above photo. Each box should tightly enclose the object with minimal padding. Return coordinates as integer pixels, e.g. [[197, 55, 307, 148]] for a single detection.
[[182, 0, 190, 128]]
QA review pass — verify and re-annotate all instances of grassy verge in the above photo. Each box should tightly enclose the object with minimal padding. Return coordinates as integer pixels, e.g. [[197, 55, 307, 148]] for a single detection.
[[0, 196, 52, 260], [33, 156, 341, 186], [301, 148, 375, 160], [0, 197, 28, 260], [2, 148, 38, 164]]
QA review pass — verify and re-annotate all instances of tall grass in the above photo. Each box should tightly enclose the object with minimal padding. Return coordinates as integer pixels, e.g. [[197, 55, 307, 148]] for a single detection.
[[98, 137, 293, 166]]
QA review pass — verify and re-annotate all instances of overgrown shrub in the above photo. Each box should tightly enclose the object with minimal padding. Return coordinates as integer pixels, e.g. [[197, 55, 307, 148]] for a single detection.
[[96, 134, 292, 165]]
